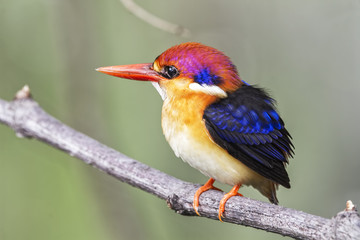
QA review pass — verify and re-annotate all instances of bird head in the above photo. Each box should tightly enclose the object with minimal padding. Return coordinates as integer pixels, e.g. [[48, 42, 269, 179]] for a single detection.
[[97, 42, 243, 100]]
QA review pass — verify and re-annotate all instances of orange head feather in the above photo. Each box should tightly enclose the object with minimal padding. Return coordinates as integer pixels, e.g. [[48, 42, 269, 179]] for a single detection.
[[153, 42, 243, 93]]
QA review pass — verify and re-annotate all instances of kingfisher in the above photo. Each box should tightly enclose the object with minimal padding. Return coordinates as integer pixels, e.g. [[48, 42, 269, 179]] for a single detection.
[[97, 42, 294, 221]]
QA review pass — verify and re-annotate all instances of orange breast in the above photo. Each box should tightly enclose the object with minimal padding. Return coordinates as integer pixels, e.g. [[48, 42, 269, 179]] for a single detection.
[[160, 93, 268, 188]]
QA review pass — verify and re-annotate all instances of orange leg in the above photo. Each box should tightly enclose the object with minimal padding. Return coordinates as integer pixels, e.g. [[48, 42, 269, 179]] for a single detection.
[[193, 178, 222, 215], [218, 184, 243, 222]]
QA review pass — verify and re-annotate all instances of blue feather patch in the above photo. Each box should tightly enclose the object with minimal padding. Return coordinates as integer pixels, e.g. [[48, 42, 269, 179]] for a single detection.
[[207, 104, 282, 138], [203, 85, 293, 168], [194, 68, 222, 85]]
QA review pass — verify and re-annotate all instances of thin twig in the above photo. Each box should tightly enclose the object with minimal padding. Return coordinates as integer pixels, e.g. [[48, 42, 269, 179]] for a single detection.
[[1, 86, 360, 240], [119, 0, 191, 37]]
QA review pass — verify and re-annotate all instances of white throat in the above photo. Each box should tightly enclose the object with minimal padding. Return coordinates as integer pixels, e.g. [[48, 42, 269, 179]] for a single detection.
[[151, 82, 166, 100]]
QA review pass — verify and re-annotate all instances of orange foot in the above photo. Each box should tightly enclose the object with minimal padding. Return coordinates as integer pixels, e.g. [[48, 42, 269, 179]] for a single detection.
[[218, 184, 243, 222], [193, 178, 222, 215]]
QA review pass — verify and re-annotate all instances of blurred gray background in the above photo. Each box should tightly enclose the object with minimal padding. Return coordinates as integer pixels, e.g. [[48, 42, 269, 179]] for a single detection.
[[1, 0, 360, 239]]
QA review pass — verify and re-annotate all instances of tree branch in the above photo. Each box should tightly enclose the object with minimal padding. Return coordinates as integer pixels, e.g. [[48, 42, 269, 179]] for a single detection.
[[1, 86, 359, 240], [119, 0, 191, 38]]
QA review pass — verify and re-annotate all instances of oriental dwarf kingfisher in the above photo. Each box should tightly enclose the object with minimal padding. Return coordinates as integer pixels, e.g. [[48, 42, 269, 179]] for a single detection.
[[97, 42, 294, 221]]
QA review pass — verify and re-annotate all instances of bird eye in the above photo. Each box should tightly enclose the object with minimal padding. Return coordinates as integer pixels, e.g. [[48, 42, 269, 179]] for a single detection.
[[161, 65, 179, 79]]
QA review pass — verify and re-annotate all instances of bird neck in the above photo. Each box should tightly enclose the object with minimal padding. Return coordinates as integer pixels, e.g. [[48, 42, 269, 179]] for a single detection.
[[162, 93, 218, 126]]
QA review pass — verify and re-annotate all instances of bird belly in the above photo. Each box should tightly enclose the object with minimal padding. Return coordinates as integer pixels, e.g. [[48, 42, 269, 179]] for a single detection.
[[162, 112, 264, 186]]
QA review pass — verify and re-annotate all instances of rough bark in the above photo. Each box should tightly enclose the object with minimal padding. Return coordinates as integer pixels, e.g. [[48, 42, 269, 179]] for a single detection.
[[0, 86, 359, 240]]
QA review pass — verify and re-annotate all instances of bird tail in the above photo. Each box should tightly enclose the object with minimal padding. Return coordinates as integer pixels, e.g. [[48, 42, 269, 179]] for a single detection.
[[258, 181, 279, 204], [268, 182, 279, 205]]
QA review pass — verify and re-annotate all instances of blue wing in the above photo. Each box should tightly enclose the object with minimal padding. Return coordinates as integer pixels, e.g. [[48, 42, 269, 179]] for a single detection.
[[203, 85, 293, 187]]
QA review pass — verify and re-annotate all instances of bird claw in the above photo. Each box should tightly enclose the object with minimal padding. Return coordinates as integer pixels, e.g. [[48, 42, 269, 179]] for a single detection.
[[192, 179, 243, 222], [193, 178, 220, 216], [193, 204, 200, 216], [217, 184, 242, 222], [218, 211, 225, 222]]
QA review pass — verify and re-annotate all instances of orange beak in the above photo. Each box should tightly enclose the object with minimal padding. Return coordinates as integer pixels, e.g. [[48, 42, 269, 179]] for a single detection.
[[96, 63, 163, 82]]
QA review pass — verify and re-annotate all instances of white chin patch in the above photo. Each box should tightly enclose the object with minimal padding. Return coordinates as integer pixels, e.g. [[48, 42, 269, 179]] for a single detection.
[[189, 83, 227, 98], [151, 82, 167, 100]]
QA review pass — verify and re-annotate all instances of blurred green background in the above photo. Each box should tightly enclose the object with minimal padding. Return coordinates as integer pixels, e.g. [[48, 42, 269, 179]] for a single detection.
[[1, 0, 360, 239]]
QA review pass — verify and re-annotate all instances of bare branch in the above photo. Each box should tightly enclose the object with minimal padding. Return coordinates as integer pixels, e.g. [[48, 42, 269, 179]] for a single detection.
[[1, 87, 360, 239], [119, 0, 191, 37]]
